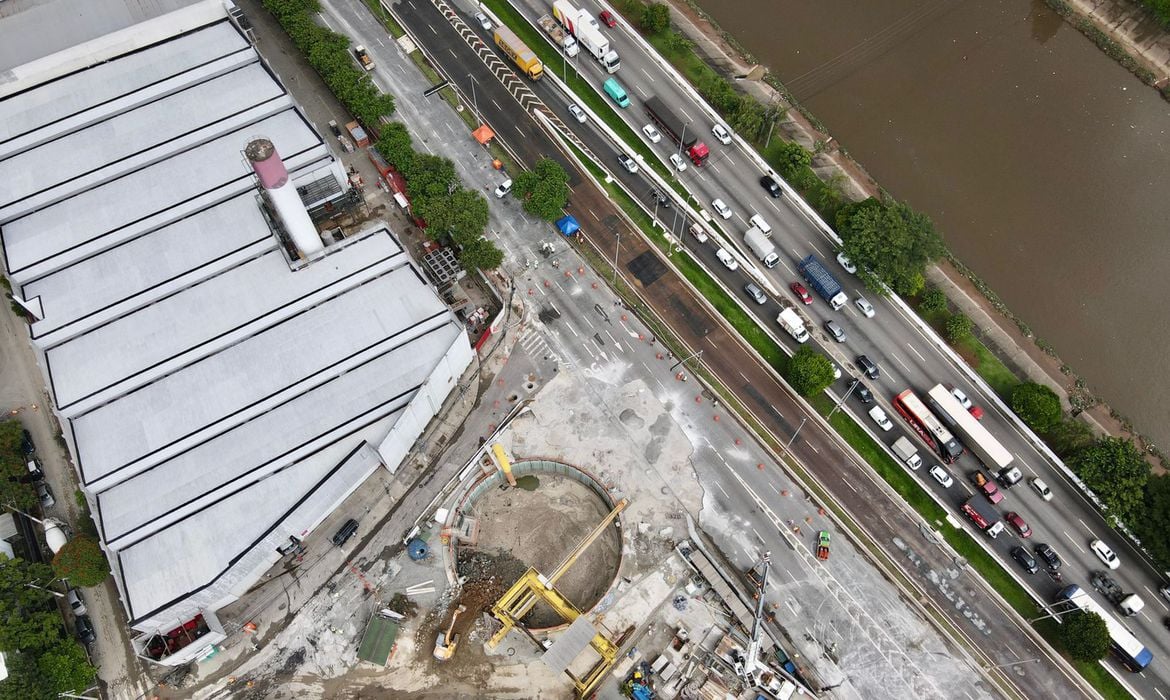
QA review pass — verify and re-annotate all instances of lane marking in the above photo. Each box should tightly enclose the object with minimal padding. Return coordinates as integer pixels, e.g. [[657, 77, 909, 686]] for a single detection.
[[841, 478, 858, 493], [640, 66, 655, 82], [716, 482, 730, 499], [564, 323, 579, 338], [906, 343, 926, 363], [705, 336, 719, 349], [806, 441, 819, 454], [888, 351, 911, 373], [1061, 531, 1086, 553]]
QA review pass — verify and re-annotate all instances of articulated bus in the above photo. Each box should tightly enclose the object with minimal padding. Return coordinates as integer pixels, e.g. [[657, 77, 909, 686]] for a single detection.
[[926, 384, 1014, 472], [1056, 585, 1152, 671], [893, 390, 963, 463]]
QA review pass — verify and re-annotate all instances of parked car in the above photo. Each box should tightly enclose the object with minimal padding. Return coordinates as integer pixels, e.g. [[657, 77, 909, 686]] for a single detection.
[[26, 458, 44, 482], [1005, 512, 1032, 538], [825, 320, 846, 343], [36, 481, 54, 509], [711, 198, 732, 220], [493, 179, 513, 198], [1090, 539, 1120, 570], [854, 297, 875, 318], [1034, 543, 1062, 570], [869, 406, 893, 431], [816, 530, 831, 560], [855, 354, 879, 379], [759, 174, 781, 197], [789, 282, 812, 305], [929, 465, 953, 488], [748, 213, 772, 235], [642, 123, 662, 143], [474, 11, 491, 31], [715, 247, 738, 271], [332, 518, 359, 546], [836, 252, 857, 274], [66, 588, 87, 616], [20, 429, 35, 457], [1029, 477, 1053, 501], [744, 283, 767, 305], [669, 153, 687, 172], [75, 615, 96, 645], [568, 103, 587, 123], [617, 153, 638, 174], [1011, 546, 1038, 574], [712, 123, 732, 145]]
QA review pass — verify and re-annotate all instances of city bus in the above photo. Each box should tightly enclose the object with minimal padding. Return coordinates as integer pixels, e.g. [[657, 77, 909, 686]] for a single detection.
[[926, 384, 1014, 472], [1055, 585, 1152, 671], [893, 390, 963, 463]]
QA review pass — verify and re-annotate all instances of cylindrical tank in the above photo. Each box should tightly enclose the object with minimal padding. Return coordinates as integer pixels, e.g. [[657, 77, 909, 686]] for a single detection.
[[44, 519, 68, 554], [244, 138, 324, 258], [407, 538, 429, 561]]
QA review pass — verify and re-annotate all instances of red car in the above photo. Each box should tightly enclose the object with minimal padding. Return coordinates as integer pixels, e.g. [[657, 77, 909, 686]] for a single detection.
[[599, 10, 617, 28], [789, 282, 813, 305], [1005, 512, 1032, 538]]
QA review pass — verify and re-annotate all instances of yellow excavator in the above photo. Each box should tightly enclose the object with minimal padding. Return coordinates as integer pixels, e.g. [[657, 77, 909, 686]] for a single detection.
[[432, 604, 466, 661]]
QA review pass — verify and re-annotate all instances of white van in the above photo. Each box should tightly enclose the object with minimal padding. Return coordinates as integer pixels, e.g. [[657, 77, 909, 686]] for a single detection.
[[749, 214, 772, 236]]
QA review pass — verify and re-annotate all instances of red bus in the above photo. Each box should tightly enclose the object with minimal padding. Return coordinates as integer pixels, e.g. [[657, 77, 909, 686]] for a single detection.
[[893, 390, 963, 463]]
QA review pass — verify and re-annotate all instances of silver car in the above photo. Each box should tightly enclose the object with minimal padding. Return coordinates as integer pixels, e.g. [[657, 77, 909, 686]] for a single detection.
[[744, 283, 767, 305]]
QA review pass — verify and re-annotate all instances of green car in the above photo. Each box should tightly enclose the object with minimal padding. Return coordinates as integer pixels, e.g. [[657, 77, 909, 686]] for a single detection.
[[816, 530, 831, 560]]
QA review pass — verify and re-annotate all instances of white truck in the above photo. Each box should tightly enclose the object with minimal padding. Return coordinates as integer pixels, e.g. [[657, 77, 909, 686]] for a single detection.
[[743, 225, 779, 268], [776, 307, 809, 343], [553, 0, 620, 72], [891, 436, 923, 470], [537, 15, 579, 56]]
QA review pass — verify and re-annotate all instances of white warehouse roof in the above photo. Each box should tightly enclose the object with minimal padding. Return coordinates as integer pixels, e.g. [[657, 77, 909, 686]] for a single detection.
[[0, 4, 473, 634]]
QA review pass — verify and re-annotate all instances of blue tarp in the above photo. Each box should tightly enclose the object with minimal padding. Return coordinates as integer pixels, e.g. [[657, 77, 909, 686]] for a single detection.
[[555, 215, 579, 236]]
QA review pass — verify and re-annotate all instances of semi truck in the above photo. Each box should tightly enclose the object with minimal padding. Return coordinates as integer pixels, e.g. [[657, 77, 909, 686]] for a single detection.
[[776, 307, 809, 343], [960, 496, 1005, 538], [493, 26, 544, 81], [644, 96, 710, 166], [797, 255, 847, 310], [537, 15, 579, 56], [353, 45, 374, 71], [743, 226, 778, 268], [891, 436, 922, 470], [552, 0, 620, 72]]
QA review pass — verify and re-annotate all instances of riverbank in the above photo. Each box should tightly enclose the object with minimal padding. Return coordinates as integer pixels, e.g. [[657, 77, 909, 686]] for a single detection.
[[661, 0, 1166, 474]]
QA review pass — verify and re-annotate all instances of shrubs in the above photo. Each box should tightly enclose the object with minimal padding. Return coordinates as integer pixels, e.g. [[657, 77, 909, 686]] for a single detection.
[[51, 536, 109, 587], [1011, 383, 1062, 434], [919, 286, 948, 315], [944, 313, 973, 343]]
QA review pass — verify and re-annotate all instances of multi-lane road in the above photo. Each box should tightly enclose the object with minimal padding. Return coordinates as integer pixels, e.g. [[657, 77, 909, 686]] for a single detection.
[[324, 0, 1167, 694]]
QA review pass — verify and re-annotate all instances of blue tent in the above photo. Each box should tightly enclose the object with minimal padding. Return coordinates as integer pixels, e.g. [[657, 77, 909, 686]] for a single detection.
[[555, 215, 579, 236]]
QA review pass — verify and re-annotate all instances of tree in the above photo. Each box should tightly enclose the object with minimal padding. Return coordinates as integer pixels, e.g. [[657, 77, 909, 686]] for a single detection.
[[771, 141, 811, 180], [785, 346, 836, 397], [416, 188, 489, 245], [403, 154, 457, 202], [375, 123, 415, 173], [944, 313, 972, 343], [835, 198, 946, 296], [1134, 474, 1170, 570], [919, 286, 948, 314], [1011, 382, 1063, 434], [513, 158, 571, 222], [0, 650, 54, 700], [640, 3, 671, 34], [1069, 438, 1149, 526], [0, 420, 37, 510], [1048, 418, 1094, 457], [52, 536, 109, 587], [0, 555, 63, 655], [38, 640, 96, 696], [457, 236, 505, 272], [1059, 610, 1110, 662]]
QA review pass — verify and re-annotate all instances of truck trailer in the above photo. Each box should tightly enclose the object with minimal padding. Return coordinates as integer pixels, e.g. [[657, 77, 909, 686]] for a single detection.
[[797, 255, 847, 310], [552, 1, 619, 72], [493, 26, 544, 81], [644, 96, 709, 166], [960, 496, 1005, 538], [776, 307, 809, 343], [743, 226, 778, 268], [537, 15, 579, 56]]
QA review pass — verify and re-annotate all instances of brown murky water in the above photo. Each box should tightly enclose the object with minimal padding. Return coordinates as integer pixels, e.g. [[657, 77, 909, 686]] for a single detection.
[[700, 0, 1170, 446]]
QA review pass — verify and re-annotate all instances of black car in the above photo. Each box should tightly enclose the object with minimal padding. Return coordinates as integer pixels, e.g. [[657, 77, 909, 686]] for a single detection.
[[20, 429, 35, 457], [648, 188, 670, 209], [36, 481, 54, 509], [759, 175, 782, 198], [75, 615, 96, 645], [855, 354, 879, 380], [1011, 546, 1038, 574], [1034, 542, 1062, 570], [332, 518, 359, 546], [851, 379, 873, 404]]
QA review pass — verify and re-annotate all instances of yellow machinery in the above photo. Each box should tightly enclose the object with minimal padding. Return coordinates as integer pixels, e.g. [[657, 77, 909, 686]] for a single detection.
[[490, 443, 516, 486], [488, 498, 628, 697], [432, 604, 466, 661]]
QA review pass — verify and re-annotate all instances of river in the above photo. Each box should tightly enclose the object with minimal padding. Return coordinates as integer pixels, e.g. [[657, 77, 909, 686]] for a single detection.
[[698, 0, 1170, 448]]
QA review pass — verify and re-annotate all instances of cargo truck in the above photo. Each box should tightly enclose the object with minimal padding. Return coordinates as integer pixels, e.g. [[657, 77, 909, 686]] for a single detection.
[[776, 307, 809, 343], [743, 226, 778, 268], [552, 0, 619, 72], [891, 436, 922, 470], [353, 45, 374, 71], [1090, 571, 1146, 617], [797, 255, 847, 310], [493, 26, 544, 81], [960, 496, 1005, 538], [537, 15, 579, 56], [644, 96, 710, 166]]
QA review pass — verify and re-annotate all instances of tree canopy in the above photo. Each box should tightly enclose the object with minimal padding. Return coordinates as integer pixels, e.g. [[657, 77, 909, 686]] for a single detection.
[[785, 346, 836, 398], [513, 158, 571, 222], [835, 198, 946, 297], [1011, 382, 1063, 434], [52, 535, 109, 587], [1134, 474, 1170, 571], [0, 420, 37, 510], [1069, 437, 1149, 526], [1059, 610, 1110, 662], [640, 4, 671, 34]]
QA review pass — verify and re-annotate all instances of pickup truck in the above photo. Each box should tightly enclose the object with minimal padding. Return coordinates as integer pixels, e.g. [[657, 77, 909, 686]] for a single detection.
[[353, 45, 374, 71]]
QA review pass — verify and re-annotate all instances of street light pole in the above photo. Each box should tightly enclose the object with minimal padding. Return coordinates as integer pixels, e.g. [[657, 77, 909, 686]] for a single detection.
[[828, 380, 861, 418], [612, 231, 621, 283], [466, 73, 480, 125], [786, 417, 807, 449], [671, 349, 703, 372]]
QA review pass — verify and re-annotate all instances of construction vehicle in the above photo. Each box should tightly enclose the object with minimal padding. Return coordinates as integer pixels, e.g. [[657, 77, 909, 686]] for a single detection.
[[815, 531, 830, 560], [493, 26, 544, 81], [433, 604, 466, 660], [353, 45, 374, 71]]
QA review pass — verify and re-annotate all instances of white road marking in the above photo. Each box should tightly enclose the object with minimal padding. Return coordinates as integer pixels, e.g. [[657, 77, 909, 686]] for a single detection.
[[711, 162, 723, 176], [1143, 585, 1169, 610], [640, 66, 655, 82], [1078, 518, 1094, 535], [739, 372, 751, 383], [677, 106, 694, 122], [752, 527, 763, 542], [768, 198, 783, 213], [588, 208, 601, 221], [841, 478, 857, 493], [606, 330, 624, 352], [716, 482, 730, 499], [777, 258, 795, 276], [1061, 531, 1086, 553], [491, 98, 503, 112], [888, 351, 911, 373], [564, 323, 579, 337], [906, 343, 926, 363], [705, 336, 718, 349], [1152, 686, 1165, 699], [806, 441, 819, 454]]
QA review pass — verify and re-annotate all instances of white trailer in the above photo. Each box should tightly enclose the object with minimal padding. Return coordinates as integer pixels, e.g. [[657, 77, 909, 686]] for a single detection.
[[776, 307, 809, 343], [743, 226, 779, 268], [891, 436, 922, 470]]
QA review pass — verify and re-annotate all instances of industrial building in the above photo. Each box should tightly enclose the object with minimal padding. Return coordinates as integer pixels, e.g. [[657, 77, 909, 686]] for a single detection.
[[0, 0, 473, 665]]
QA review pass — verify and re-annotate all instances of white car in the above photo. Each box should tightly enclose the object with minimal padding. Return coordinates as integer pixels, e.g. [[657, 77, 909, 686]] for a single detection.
[[669, 153, 687, 172], [711, 198, 732, 220], [711, 123, 732, 145], [493, 179, 512, 198], [617, 153, 638, 174], [1030, 477, 1053, 501], [868, 406, 893, 431], [689, 222, 708, 243], [830, 362, 842, 380], [474, 12, 491, 31], [929, 465, 954, 488], [837, 252, 857, 274], [855, 297, 875, 318], [715, 247, 739, 271], [1090, 539, 1120, 570], [568, 103, 587, 124], [642, 124, 662, 143], [951, 387, 973, 409], [748, 214, 771, 235]]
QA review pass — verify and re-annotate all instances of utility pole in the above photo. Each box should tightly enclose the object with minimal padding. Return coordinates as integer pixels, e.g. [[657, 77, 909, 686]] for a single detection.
[[671, 348, 702, 372], [786, 417, 807, 449], [828, 379, 861, 418], [611, 231, 621, 283], [466, 73, 481, 125]]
